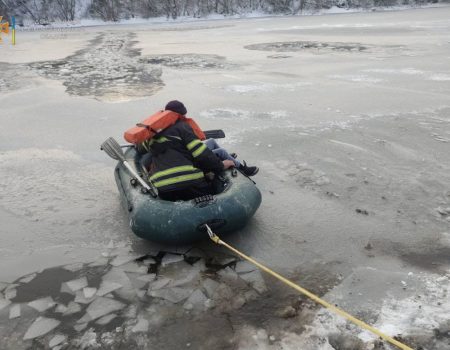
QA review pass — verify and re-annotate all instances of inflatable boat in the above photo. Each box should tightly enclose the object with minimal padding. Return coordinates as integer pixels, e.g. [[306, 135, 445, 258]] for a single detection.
[[114, 147, 262, 244]]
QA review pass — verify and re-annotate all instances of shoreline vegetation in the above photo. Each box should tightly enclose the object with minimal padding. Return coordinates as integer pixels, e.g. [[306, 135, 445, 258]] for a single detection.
[[2, 0, 449, 28]]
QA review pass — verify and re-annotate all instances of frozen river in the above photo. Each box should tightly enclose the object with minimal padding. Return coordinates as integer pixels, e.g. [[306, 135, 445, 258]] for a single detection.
[[1, 6, 449, 349]]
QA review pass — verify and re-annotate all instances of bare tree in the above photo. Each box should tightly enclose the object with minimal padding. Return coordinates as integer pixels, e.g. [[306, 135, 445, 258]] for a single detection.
[[54, 0, 76, 21]]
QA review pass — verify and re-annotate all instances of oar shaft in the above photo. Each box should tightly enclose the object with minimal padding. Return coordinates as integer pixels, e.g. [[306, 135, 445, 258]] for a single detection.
[[123, 161, 151, 190]]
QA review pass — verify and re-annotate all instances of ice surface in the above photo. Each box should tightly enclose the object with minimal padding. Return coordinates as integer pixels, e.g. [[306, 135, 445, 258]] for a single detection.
[[137, 274, 156, 283], [96, 281, 123, 297], [96, 313, 117, 325], [83, 287, 97, 299], [9, 304, 20, 319], [49, 334, 66, 347], [19, 273, 37, 283], [86, 296, 125, 320], [61, 277, 88, 293], [131, 317, 149, 333], [88, 257, 109, 267], [23, 317, 61, 340], [149, 287, 192, 303], [161, 253, 184, 266]]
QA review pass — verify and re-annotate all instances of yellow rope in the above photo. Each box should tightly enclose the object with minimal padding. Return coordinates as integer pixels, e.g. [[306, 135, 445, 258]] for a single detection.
[[206, 226, 413, 350]]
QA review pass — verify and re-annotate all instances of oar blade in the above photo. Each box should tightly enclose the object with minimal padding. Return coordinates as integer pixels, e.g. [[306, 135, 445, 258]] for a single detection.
[[101, 137, 125, 161]]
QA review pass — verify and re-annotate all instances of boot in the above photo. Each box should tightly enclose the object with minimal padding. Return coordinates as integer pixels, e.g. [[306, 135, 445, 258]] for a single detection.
[[239, 161, 259, 177]]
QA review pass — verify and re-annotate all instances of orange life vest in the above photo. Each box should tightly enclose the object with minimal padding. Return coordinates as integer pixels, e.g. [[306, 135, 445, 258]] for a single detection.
[[124, 110, 206, 144]]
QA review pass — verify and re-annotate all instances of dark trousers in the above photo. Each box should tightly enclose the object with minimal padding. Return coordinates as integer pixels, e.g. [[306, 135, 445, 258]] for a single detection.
[[158, 182, 214, 202]]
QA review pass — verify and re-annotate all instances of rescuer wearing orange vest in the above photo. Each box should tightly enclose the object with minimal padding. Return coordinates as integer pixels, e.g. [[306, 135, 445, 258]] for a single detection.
[[137, 101, 235, 201]]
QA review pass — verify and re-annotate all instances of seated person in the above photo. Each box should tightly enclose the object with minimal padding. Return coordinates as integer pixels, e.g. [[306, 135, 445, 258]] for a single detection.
[[205, 138, 258, 176], [137, 100, 234, 201]]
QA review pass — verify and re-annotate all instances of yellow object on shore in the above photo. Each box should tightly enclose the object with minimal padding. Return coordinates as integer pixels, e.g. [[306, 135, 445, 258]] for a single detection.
[[205, 225, 414, 350]]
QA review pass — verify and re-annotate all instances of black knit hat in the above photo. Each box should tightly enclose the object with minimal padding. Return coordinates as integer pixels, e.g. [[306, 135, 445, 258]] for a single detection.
[[165, 100, 187, 115]]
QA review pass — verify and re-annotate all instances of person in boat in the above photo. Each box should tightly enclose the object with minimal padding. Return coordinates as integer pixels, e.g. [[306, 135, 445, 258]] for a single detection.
[[136, 100, 234, 201]]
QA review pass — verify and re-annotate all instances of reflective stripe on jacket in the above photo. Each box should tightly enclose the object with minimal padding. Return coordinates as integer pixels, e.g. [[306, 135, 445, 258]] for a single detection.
[[138, 121, 224, 193]]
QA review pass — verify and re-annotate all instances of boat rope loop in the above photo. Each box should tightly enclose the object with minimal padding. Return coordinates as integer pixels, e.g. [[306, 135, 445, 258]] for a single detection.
[[204, 224, 414, 350]]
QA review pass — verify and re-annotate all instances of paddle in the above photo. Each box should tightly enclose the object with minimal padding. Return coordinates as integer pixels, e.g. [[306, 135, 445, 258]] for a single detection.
[[204, 129, 225, 139], [101, 137, 158, 198]]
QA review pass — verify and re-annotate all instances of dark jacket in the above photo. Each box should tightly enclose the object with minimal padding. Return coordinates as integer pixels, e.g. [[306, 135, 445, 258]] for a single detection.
[[137, 121, 224, 193]]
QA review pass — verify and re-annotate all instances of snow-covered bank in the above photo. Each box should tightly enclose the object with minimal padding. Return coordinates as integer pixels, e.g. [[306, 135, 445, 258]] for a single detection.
[[15, 3, 450, 30]]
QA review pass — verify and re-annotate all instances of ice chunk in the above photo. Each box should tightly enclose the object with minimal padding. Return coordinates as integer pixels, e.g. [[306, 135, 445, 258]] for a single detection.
[[149, 287, 192, 303], [76, 328, 100, 348], [110, 253, 140, 267], [63, 301, 81, 315], [118, 262, 147, 274], [183, 289, 207, 311], [23, 317, 61, 340], [76, 313, 92, 324], [63, 262, 84, 272], [101, 268, 135, 300], [161, 253, 184, 266], [28, 297, 56, 312], [136, 290, 146, 299], [132, 318, 149, 333], [55, 304, 68, 313], [218, 267, 240, 282], [96, 281, 122, 297], [88, 257, 109, 267], [75, 291, 96, 305], [9, 304, 20, 319], [73, 323, 88, 332], [83, 287, 97, 299], [240, 270, 267, 294], [4, 288, 17, 300], [202, 278, 220, 298], [96, 313, 117, 325], [49, 334, 66, 348], [0, 282, 9, 292], [137, 274, 156, 283], [19, 273, 37, 283], [148, 277, 171, 291], [0, 299, 11, 311], [61, 277, 88, 293], [235, 261, 256, 274], [86, 297, 125, 320]]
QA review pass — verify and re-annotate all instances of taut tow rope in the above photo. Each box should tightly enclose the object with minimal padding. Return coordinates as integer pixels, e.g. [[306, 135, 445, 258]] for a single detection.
[[205, 224, 413, 350]]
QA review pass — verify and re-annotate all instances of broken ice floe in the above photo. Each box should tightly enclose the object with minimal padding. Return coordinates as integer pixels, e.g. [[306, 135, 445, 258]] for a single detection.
[[140, 54, 236, 70], [9, 303, 20, 319], [96, 313, 117, 325], [23, 317, 61, 340], [61, 277, 88, 294], [49, 334, 66, 348], [149, 287, 192, 304], [96, 281, 123, 297], [85, 297, 125, 320], [29, 33, 164, 102], [28, 296, 56, 312], [19, 273, 37, 283], [245, 41, 370, 52], [131, 317, 149, 333]]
